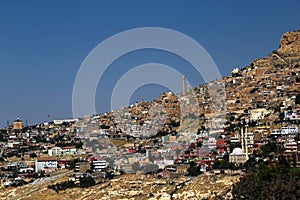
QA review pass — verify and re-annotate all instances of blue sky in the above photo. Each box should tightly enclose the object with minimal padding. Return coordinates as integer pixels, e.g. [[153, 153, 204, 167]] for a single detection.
[[0, 1, 300, 127]]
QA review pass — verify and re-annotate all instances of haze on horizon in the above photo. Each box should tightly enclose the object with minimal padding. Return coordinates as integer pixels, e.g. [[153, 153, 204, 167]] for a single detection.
[[0, 1, 300, 127]]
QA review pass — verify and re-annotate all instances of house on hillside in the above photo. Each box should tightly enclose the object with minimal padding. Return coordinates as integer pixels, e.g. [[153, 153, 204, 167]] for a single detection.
[[91, 160, 108, 172], [62, 146, 77, 155], [35, 157, 58, 172], [48, 147, 63, 156], [281, 126, 298, 135], [48, 146, 77, 156], [249, 108, 270, 121], [284, 109, 300, 121]]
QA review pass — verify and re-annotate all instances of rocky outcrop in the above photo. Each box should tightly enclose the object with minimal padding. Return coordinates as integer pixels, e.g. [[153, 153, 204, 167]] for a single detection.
[[278, 30, 300, 56], [0, 173, 241, 200], [250, 30, 300, 70]]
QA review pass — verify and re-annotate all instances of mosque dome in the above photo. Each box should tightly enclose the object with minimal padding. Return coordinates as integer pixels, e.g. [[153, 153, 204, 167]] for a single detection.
[[231, 147, 244, 155]]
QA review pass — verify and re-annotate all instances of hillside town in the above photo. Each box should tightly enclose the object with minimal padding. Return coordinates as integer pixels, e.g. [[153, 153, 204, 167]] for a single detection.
[[0, 30, 300, 199]]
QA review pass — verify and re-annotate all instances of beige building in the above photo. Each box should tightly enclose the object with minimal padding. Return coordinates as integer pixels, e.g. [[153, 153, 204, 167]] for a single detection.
[[13, 118, 23, 130], [249, 108, 270, 121]]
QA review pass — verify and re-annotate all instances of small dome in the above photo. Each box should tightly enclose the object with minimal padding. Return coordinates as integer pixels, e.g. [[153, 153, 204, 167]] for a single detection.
[[231, 147, 243, 155]]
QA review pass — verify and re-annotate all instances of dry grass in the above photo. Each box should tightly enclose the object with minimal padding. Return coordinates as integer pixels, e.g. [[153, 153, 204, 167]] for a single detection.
[[0, 173, 241, 200], [109, 139, 132, 147]]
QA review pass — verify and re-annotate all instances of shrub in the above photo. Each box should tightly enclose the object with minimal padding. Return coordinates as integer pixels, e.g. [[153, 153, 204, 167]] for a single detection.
[[30, 153, 37, 158], [79, 176, 95, 188]]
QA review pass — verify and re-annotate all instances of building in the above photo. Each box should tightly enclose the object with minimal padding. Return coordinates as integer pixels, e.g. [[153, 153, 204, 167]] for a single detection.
[[176, 164, 189, 175], [207, 137, 216, 149], [296, 140, 300, 167], [281, 126, 298, 135], [229, 147, 247, 164], [35, 157, 58, 172], [284, 109, 300, 121], [92, 160, 108, 172], [162, 135, 177, 144], [216, 139, 227, 154], [48, 147, 63, 156], [48, 146, 77, 157], [13, 118, 23, 130], [57, 159, 70, 169], [249, 108, 270, 121], [121, 163, 134, 174], [283, 142, 298, 165], [53, 119, 78, 125], [62, 146, 77, 155], [270, 129, 281, 137]]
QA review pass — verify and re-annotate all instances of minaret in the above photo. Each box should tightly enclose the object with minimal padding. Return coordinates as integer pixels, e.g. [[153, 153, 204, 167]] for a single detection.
[[182, 75, 187, 95], [245, 125, 249, 160]]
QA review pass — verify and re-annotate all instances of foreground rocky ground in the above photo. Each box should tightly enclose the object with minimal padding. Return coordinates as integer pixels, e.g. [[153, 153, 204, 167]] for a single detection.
[[0, 172, 241, 200]]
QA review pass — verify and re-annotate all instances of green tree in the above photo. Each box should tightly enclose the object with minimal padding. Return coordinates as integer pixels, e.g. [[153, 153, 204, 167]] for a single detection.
[[187, 165, 202, 176], [296, 94, 300, 104], [79, 176, 95, 188], [69, 158, 78, 169], [232, 162, 300, 199]]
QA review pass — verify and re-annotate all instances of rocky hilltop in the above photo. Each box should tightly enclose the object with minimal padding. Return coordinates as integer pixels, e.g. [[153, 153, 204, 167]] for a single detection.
[[278, 30, 300, 55], [93, 29, 300, 136], [251, 29, 300, 70]]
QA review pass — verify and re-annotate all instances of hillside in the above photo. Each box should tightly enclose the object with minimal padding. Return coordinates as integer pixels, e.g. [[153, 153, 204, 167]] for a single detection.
[[3, 29, 300, 200], [91, 29, 300, 136], [1, 173, 240, 200]]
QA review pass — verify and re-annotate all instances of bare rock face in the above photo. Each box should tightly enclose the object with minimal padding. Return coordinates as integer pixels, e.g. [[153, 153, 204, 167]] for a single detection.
[[278, 30, 300, 56], [250, 30, 300, 70], [251, 57, 270, 68]]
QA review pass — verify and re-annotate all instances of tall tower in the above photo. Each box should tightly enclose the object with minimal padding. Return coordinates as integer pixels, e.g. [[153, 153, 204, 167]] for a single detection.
[[182, 75, 187, 95], [245, 125, 249, 160], [13, 118, 23, 133]]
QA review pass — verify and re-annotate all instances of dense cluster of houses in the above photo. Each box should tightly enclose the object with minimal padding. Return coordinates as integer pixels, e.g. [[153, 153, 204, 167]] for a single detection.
[[0, 118, 83, 187], [1, 103, 300, 188], [75, 112, 300, 179]]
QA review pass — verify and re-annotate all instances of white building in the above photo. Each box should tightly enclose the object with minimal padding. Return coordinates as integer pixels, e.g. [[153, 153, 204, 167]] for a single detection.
[[35, 157, 58, 172], [92, 160, 108, 172], [281, 126, 299, 135], [229, 148, 247, 164], [284, 109, 300, 121], [53, 119, 78, 125], [271, 129, 281, 136], [247, 132, 254, 147], [48, 146, 77, 157], [48, 147, 63, 156], [207, 137, 216, 149], [62, 146, 77, 155]]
